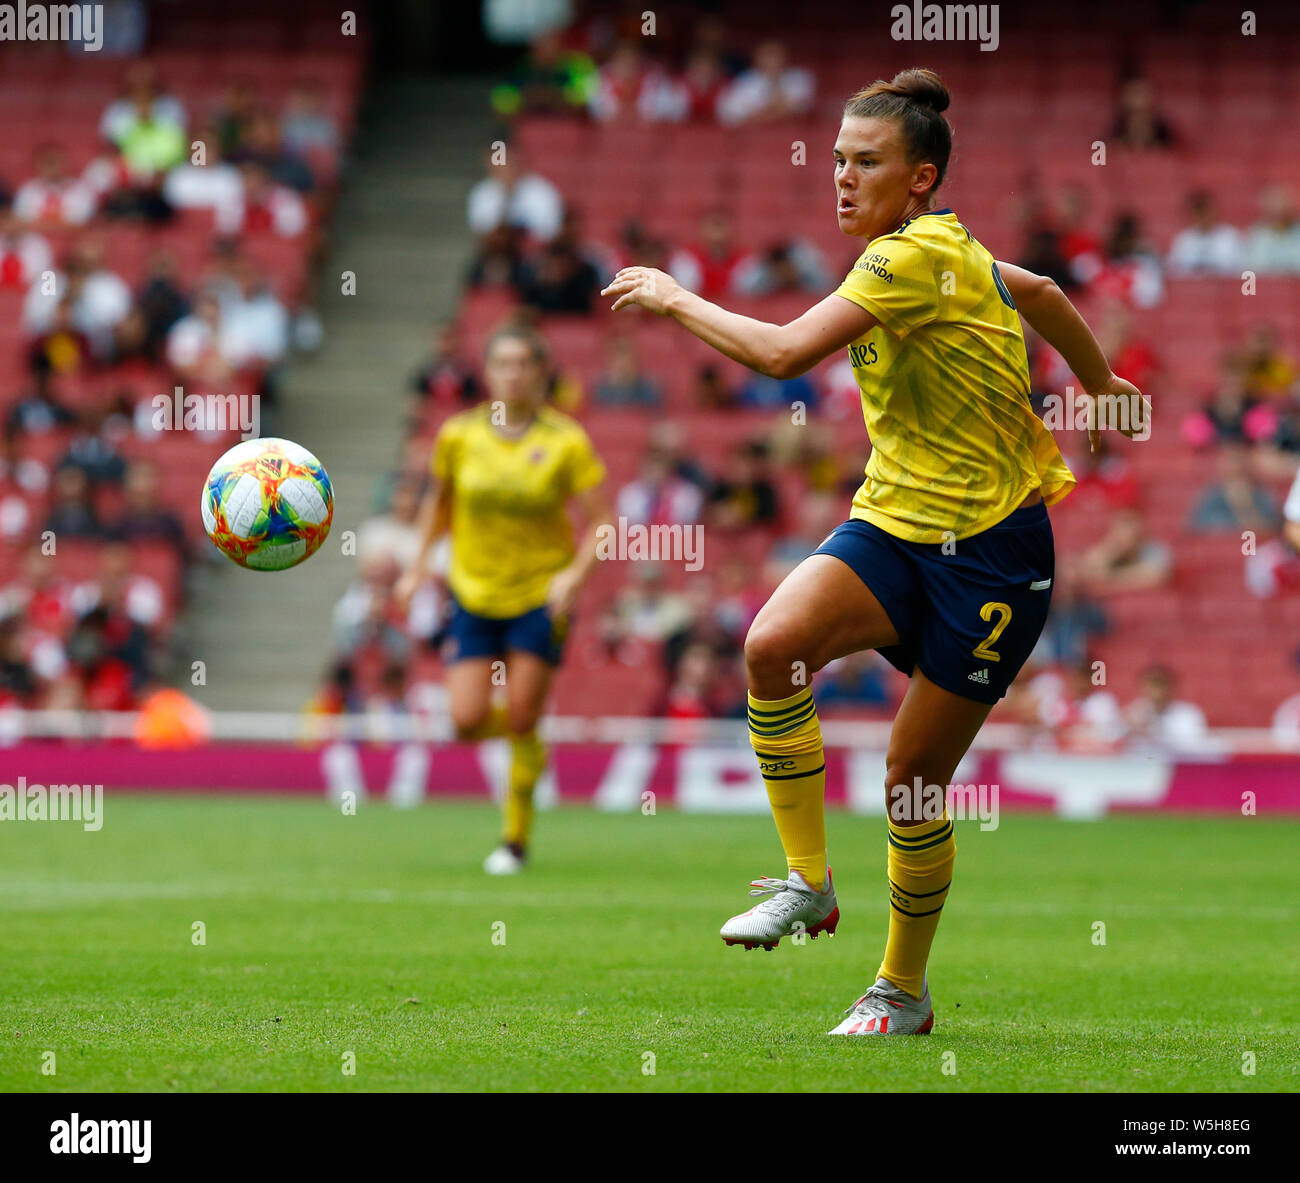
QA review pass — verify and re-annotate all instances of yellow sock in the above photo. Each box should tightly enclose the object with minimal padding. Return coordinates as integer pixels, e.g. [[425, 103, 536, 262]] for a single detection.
[[502, 730, 545, 850], [878, 811, 955, 999], [747, 688, 827, 891]]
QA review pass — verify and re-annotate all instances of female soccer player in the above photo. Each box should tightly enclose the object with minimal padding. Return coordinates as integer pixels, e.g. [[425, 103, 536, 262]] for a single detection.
[[602, 69, 1147, 1034], [396, 324, 610, 874]]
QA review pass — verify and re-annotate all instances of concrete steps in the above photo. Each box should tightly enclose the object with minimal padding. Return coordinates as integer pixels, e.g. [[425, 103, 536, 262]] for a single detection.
[[182, 75, 493, 709]]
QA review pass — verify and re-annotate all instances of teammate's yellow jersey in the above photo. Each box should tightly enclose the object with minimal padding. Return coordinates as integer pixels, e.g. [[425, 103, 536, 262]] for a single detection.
[[833, 208, 1075, 542], [432, 404, 606, 617]]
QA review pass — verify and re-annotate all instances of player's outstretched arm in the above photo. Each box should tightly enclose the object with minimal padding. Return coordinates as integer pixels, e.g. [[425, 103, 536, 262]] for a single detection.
[[394, 481, 451, 608], [996, 260, 1151, 451], [601, 266, 876, 379]]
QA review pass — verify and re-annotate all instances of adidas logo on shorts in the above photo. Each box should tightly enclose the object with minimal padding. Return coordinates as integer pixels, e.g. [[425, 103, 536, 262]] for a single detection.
[[967, 667, 991, 685]]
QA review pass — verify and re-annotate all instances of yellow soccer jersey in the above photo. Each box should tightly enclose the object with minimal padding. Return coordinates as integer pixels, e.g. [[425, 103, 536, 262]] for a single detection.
[[834, 208, 1075, 542], [432, 404, 606, 618]]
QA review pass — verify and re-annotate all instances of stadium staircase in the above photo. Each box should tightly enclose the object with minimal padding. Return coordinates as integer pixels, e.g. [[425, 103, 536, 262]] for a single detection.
[[189, 76, 493, 709]]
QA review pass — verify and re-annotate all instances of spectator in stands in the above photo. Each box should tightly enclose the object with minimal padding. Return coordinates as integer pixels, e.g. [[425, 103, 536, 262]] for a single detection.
[[1075, 506, 1173, 594], [281, 80, 340, 158], [1167, 190, 1243, 276], [466, 224, 527, 290], [816, 650, 894, 709], [356, 479, 425, 570], [1271, 655, 1300, 748], [467, 147, 564, 244], [1068, 433, 1141, 512], [0, 618, 38, 707], [136, 249, 190, 361], [112, 462, 188, 562], [1030, 660, 1126, 750], [58, 602, 145, 710], [223, 256, 290, 369], [738, 368, 819, 413], [100, 62, 185, 147], [24, 237, 132, 355], [332, 552, 412, 664], [59, 406, 128, 486], [1094, 300, 1160, 393], [668, 210, 752, 300], [166, 293, 234, 383], [0, 207, 52, 290], [765, 490, 840, 584], [215, 77, 260, 157], [5, 371, 76, 437], [1124, 665, 1211, 754], [690, 14, 749, 78], [716, 40, 814, 125], [735, 239, 830, 295], [691, 362, 735, 409], [707, 439, 780, 530], [588, 38, 679, 122], [13, 145, 97, 229], [1237, 324, 1297, 402], [411, 322, 481, 407], [596, 219, 670, 277], [1031, 568, 1109, 668], [43, 465, 104, 541], [617, 447, 704, 526], [661, 577, 742, 678], [1243, 185, 1300, 275], [28, 297, 93, 377], [516, 234, 601, 315], [1188, 442, 1282, 534], [162, 120, 243, 214], [594, 332, 663, 407], [216, 162, 309, 238], [1050, 184, 1104, 285], [1108, 76, 1177, 150], [1091, 212, 1164, 308], [653, 641, 728, 718], [646, 419, 713, 492], [659, 45, 729, 122], [598, 562, 693, 657], [1181, 362, 1267, 449], [231, 109, 315, 194], [1017, 226, 1077, 293], [489, 28, 598, 118]]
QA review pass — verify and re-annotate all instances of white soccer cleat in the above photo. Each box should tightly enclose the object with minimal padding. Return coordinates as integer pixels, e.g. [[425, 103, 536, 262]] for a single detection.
[[828, 976, 935, 1036], [483, 845, 526, 875], [720, 868, 839, 951]]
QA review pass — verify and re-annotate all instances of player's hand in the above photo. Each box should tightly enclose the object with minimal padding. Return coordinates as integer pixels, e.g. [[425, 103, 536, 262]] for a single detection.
[[601, 267, 680, 315], [545, 566, 582, 619], [1083, 373, 1151, 453], [393, 568, 422, 612]]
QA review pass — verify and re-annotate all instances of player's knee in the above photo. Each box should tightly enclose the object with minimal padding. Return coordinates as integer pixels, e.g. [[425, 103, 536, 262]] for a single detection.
[[451, 704, 491, 740], [744, 621, 805, 690]]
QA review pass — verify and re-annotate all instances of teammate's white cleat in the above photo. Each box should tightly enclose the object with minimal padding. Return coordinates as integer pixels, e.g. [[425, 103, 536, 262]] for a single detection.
[[827, 976, 935, 1035], [720, 868, 839, 951], [483, 844, 526, 875]]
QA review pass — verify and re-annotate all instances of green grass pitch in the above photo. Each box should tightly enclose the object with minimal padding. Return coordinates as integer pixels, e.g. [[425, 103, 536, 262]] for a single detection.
[[1, 795, 1297, 1092]]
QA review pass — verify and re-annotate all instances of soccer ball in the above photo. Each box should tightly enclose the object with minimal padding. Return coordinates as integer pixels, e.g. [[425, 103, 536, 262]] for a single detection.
[[201, 437, 334, 571]]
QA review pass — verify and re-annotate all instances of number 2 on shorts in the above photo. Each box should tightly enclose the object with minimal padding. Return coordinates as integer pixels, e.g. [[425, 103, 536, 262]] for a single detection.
[[972, 601, 1012, 662]]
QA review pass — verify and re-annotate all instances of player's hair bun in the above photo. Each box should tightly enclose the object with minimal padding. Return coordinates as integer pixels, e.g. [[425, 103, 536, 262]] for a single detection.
[[844, 67, 953, 190], [888, 68, 950, 113]]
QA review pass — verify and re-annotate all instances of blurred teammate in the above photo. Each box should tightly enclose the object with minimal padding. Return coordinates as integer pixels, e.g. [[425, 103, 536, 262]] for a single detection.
[[603, 69, 1148, 1034], [397, 325, 609, 874]]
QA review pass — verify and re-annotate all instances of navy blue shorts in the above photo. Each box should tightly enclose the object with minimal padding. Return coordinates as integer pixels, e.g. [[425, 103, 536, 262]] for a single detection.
[[813, 501, 1055, 704], [440, 597, 569, 667]]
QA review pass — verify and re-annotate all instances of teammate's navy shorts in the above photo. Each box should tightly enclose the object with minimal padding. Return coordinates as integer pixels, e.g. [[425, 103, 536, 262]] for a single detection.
[[813, 500, 1055, 704], [440, 597, 568, 666]]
